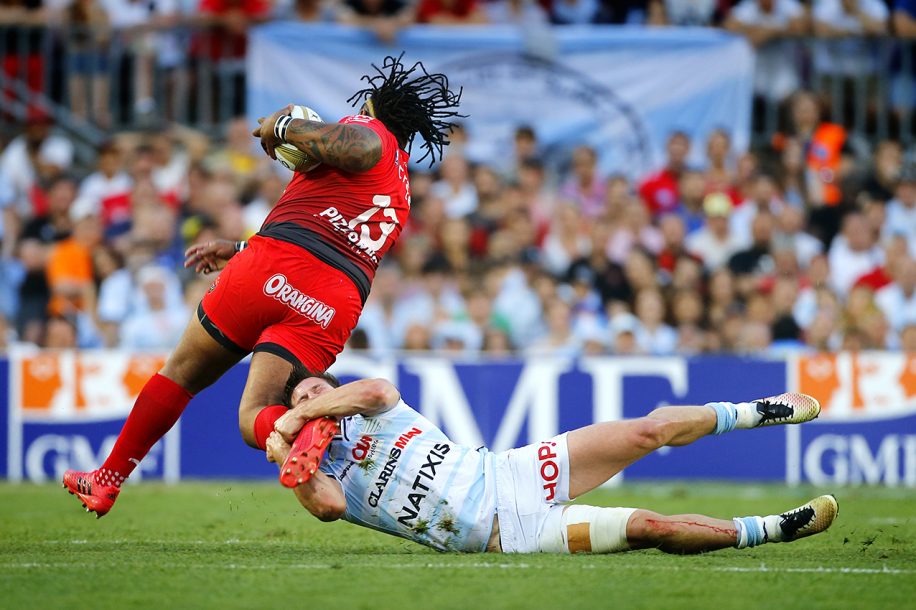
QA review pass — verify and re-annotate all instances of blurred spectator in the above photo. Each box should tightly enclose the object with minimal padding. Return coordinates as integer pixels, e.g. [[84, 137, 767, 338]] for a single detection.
[[550, 0, 599, 23], [104, 0, 181, 121], [541, 204, 590, 277], [46, 198, 99, 317], [892, 1, 916, 112], [609, 312, 642, 354], [725, 0, 807, 101], [0, 114, 74, 221], [773, 206, 823, 269], [431, 154, 478, 218], [675, 169, 708, 234], [812, 0, 888, 77], [882, 163, 916, 253], [527, 298, 579, 356], [861, 140, 901, 206], [828, 212, 883, 294], [707, 268, 737, 328], [21, 175, 75, 243], [503, 125, 540, 180], [194, 0, 271, 118], [77, 140, 132, 230], [875, 256, 916, 332], [638, 131, 690, 217], [658, 0, 718, 25], [784, 91, 852, 242], [623, 248, 659, 294], [64, 0, 111, 127], [776, 138, 807, 207], [902, 322, 916, 353], [486, 0, 548, 25], [243, 171, 284, 235], [685, 193, 744, 271], [416, 0, 488, 23], [633, 288, 677, 354], [44, 315, 78, 349], [704, 129, 736, 199], [560, 146, 605, 219], [356, 266, 401, 355], [338, 0, 415, 43], [607, 199, 664, 264], [728, 213, 775, 281], [655, 214, 693, 276], [606, 199, 664, 263], [119, 266, 189, 349], [730, 173, 784, 245], [594, 0, 655, 24]]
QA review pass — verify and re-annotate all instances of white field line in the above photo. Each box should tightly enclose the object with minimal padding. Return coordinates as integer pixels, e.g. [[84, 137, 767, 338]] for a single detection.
[[1, 561, 913, 576]]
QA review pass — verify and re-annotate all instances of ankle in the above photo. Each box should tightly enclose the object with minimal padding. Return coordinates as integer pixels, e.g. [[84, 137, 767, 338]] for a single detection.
[[96, 468, 126, 488]]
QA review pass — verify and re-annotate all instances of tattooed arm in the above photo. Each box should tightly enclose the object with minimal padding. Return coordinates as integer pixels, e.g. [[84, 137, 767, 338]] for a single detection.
[[252, 105, 383, 173], [285, 121, 382, 173]]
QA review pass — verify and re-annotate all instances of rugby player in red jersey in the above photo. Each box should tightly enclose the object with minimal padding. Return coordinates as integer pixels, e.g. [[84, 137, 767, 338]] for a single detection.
[[63, 55, 463, 517]]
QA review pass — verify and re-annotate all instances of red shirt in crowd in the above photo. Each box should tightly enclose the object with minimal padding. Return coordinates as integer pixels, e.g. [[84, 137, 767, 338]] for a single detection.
[[638, 168, 680, 216], [416, 0, 479, 22]]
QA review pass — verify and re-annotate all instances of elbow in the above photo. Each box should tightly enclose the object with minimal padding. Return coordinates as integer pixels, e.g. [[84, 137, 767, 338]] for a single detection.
[[366, 378, 400, 408]]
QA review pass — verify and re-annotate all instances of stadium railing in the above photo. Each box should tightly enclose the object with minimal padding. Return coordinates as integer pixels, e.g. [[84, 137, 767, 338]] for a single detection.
[[0, 24, 914, 150]]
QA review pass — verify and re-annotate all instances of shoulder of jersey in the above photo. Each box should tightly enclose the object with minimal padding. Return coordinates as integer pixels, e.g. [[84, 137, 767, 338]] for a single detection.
[[340, 114, 378, 126]]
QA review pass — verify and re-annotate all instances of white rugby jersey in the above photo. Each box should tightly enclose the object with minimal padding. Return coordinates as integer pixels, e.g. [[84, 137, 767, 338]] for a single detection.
[[318, 400, 496, 552]]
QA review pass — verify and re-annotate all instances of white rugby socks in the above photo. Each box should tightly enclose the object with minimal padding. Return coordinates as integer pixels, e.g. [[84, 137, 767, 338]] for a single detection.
[[733, 514, 783, 548], [707, 401, 761, 434]]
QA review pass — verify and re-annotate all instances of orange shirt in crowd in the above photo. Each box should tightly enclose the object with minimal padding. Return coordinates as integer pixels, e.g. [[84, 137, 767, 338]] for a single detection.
[[46, 238, 94, 315]]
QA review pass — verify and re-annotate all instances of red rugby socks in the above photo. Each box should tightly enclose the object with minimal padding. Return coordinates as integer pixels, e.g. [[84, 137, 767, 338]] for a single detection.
[[253, 405, 289, 450], [98, 373, 193, 486]]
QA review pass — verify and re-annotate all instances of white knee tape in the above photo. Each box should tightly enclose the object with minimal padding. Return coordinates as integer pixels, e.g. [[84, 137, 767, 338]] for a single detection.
[[537, 505, 636, 554]]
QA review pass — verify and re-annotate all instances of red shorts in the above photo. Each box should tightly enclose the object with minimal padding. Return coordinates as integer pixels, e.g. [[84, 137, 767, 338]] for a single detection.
[[199, 235, 363, 371]]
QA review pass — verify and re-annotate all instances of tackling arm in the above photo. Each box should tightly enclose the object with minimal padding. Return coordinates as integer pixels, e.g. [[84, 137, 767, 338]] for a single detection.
[[274, 379, 401, 443], [266, 431, 346, 521]]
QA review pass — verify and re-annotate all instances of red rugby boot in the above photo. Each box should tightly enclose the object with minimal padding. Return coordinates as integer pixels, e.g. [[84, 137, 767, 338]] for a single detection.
[[279, 416, 338, 488], [62, 470, 121, 518]]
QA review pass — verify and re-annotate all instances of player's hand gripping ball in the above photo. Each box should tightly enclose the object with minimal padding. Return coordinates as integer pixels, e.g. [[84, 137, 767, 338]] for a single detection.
[[274, 105, 324, 173]]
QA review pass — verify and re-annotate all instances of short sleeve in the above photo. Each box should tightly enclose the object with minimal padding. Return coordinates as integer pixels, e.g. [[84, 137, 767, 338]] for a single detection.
[[339, 115, 399, 168]]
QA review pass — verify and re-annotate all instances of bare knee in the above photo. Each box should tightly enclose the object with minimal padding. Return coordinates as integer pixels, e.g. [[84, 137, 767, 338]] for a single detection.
[[629, 417, 671, 452]]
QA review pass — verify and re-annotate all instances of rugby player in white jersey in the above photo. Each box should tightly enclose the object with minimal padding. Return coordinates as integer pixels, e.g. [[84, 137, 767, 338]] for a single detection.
[[265, 367, 837, 554]]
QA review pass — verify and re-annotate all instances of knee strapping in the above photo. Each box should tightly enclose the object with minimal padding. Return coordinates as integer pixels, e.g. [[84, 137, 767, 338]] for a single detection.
[[537, 505, 637, 554]]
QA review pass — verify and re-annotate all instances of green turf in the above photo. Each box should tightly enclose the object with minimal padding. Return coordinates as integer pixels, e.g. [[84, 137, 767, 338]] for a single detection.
[[1, 482, 913, 610]]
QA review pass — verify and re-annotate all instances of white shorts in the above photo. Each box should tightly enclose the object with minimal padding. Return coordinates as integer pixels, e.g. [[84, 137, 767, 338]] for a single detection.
[[494, 433, 571, 553]]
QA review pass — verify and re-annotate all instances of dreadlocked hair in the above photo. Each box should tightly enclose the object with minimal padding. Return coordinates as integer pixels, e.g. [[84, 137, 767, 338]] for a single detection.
[[348, 53, 464, 166]]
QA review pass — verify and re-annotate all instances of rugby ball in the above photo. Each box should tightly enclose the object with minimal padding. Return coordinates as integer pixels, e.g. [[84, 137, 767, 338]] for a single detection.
[[275, 105, 323, 173]]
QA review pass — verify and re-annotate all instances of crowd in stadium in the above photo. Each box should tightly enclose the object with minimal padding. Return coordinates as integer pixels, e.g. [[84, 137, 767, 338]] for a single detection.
[[0, 0, 916, 356], [1, 0, 915, 30]]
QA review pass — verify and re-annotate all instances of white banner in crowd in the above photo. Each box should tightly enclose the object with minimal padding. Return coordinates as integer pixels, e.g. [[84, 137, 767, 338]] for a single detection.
[[247, 25, 754, 176]]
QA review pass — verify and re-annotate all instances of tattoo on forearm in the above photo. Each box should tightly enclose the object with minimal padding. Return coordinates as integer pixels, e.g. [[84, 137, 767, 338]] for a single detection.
[[285, 121, 382, 172]]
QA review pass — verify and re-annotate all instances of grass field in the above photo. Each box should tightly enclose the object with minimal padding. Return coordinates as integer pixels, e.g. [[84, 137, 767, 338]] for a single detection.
[[2, 482, 914, 610]]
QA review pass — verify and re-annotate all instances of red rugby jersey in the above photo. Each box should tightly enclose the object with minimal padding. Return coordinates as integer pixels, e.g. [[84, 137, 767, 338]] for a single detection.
[[260, 115, 411, 301]]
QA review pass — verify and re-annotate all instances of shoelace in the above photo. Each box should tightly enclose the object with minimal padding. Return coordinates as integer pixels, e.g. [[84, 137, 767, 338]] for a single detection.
[[779, 506, 815, 539]]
